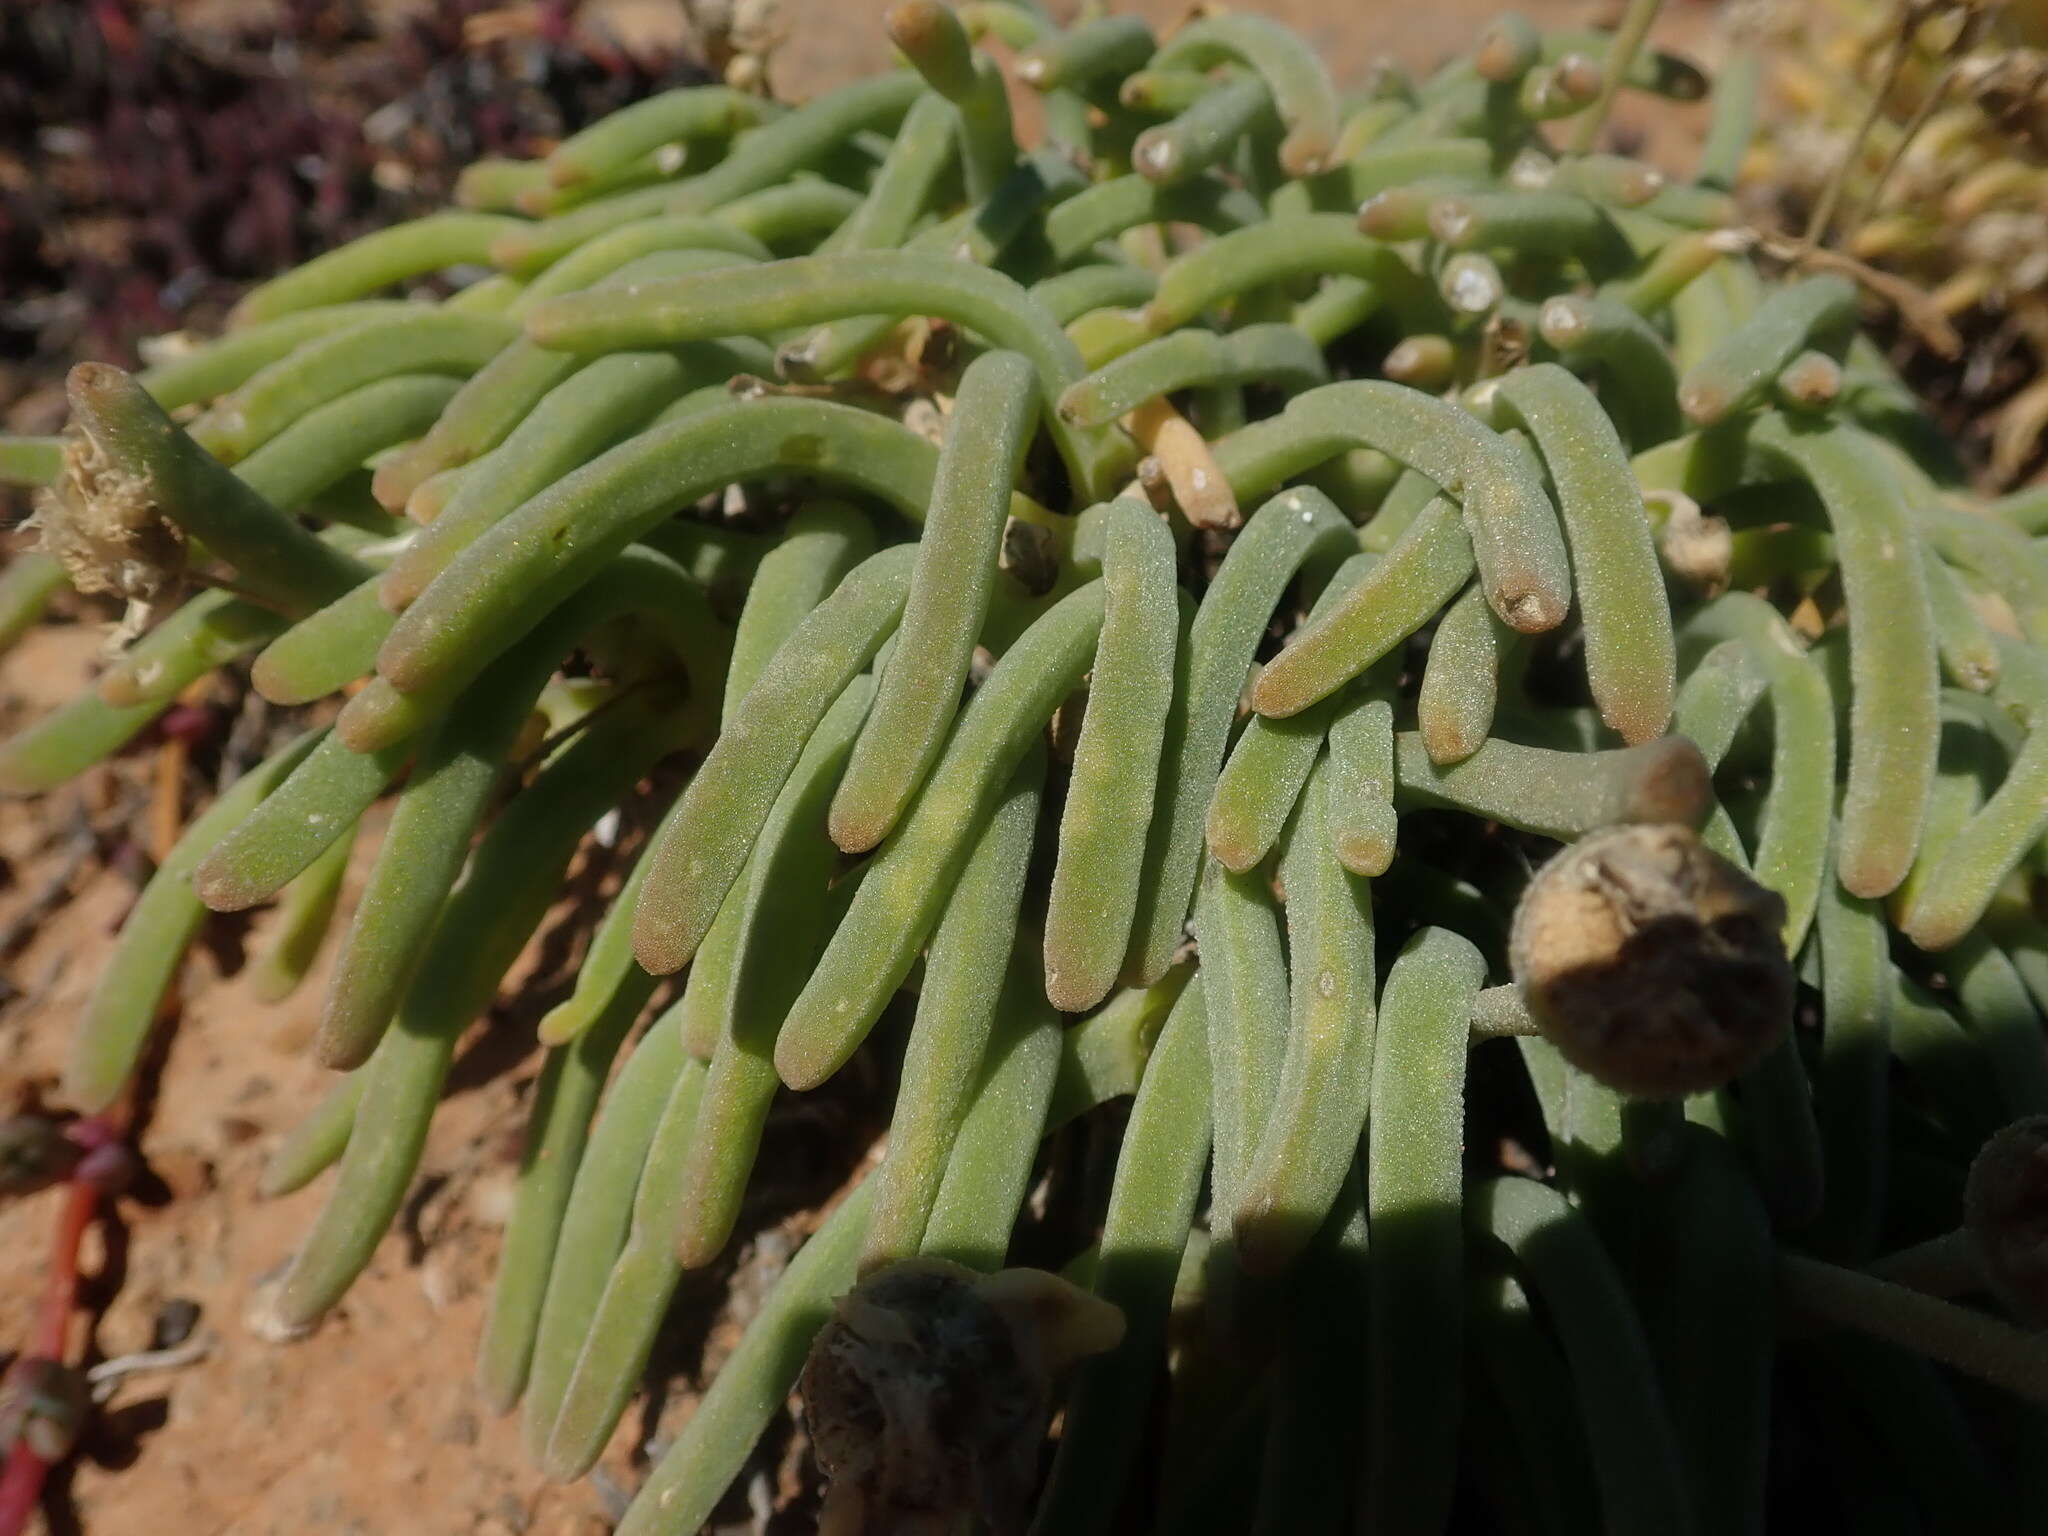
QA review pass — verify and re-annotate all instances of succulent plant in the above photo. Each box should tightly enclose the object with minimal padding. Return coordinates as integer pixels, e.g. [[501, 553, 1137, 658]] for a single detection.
[[7, 1, 2048, 1529]]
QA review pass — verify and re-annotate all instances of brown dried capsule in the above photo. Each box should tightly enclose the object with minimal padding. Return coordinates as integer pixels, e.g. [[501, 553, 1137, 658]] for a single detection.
[[1650, 490, 1732, 597], [29, 423, 184, 605], [1510, 823, 1793, 1098], [1964, 1117, 2048, 1326], [799, 1259, 1122, 1536]]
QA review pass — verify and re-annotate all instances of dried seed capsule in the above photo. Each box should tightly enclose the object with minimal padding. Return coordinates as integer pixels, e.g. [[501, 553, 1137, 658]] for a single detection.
[[1510, 823, 1794, 1098], [800, 1260, 1122, 1536], [46, 364, 369, 612], [1965, 1118, 2048, 1326]]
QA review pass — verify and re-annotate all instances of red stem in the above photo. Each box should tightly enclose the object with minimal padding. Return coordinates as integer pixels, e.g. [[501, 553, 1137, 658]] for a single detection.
[[0, 1452, 42, 1536], [0, 1114, 123, 1536]]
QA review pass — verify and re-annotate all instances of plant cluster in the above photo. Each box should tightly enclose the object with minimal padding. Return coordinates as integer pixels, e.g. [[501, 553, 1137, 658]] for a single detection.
[[6, 1, 2048, 1530], [1748, 0, 2048, 483]]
